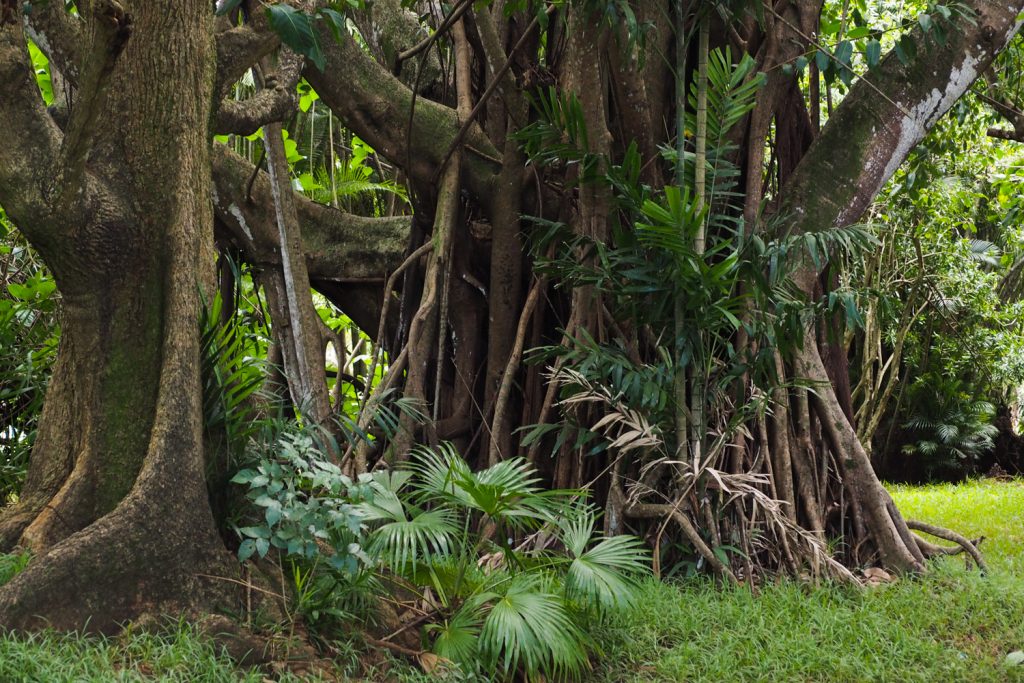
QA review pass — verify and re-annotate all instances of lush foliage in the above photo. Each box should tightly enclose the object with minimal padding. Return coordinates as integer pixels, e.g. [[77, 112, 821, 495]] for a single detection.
[[849, 96, 1024, 477], [231, 431, 371, 572], [3, 480, 1022, 681], [901, 375, 999, 475], [231, 436, 649, 681], [0, 210, 58, 502], [359, 443, 649, 680]]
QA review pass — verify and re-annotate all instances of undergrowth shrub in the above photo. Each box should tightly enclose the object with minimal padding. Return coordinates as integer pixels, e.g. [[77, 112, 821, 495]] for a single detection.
[[901, 374, 999, 477], [230, 437, 649, 681], [356, 443, 649, 681]]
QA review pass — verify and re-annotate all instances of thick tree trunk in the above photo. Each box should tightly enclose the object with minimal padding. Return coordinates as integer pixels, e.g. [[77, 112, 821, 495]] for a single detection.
[[777, 0, 1024, 571], [0, 1, 237, 631]]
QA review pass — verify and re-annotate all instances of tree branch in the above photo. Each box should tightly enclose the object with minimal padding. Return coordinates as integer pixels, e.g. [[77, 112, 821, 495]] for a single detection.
[[215, 49, 301, 135], [215, 23, 279, 97], [0, 13, 66, 240], [303, 22, 500, 203], [211, 144, 409, 330], [781, 0, 1024, 290], [215, 84, 294, 135], [21, 0, 83, 85], [56, 0, 131, 202], [907, 519, 988, 573]]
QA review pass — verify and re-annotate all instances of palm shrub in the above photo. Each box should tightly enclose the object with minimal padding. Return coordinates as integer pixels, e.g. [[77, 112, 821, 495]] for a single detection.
[[357, 443, 649, 681], [901, 374, 998, 476]]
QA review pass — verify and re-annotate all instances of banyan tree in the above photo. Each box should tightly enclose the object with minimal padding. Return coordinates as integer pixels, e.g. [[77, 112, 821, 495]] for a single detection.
[[0, 0, 1014, 629]]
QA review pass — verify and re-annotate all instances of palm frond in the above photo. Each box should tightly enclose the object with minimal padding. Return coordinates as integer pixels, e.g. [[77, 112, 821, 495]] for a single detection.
[[428, 595, 488, 668], [199, 291, 264, 453], [479, 573, 589, 681], [558, 508, 649, 611]]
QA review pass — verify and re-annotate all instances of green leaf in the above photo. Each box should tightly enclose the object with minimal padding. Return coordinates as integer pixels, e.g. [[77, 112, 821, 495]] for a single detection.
[[230, 469, 256, 485], [479, 574, 588, 679], [429, 603, 484, 666], [265, 505, 282, 527], [266, 5, 325, 71], [865, 39, 881, 68], [834, 40, 853, 67], [815, 49, 830, 72], [238, 539, 257, 562], [319, 8, 346, 42], [237, 526, 270, 539]]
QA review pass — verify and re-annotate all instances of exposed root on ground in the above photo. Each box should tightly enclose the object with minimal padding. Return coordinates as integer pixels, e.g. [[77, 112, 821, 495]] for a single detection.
[[907, 519, 988, 573]]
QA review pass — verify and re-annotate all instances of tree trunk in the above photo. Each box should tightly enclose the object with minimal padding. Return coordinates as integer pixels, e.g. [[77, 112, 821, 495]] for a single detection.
[[0, 1, 236, 631]]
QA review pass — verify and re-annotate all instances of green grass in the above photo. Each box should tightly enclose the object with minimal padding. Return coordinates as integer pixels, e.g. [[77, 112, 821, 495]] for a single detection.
[[0, 624, 271, 683], [590, 479, 1024, 682], [0, 550, 29, 586], [1, 480, 1022, 681], [890, 478, 1024, 572]]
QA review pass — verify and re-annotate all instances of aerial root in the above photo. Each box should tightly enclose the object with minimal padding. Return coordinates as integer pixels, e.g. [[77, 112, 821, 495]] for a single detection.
[[907, 519, 988, 574]]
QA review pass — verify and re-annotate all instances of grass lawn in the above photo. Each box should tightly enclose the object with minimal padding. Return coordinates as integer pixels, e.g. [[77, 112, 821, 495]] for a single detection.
[[0, 479, 1022, 681], [592, 479, 1024, 682]]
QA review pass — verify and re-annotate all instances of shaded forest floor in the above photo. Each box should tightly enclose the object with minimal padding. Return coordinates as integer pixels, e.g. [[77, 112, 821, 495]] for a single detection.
[[1, 480, 1022, 682]]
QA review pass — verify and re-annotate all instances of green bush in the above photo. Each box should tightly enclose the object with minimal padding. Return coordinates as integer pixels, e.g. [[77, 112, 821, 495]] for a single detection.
[[230, 431, 371, 572], [901, 374, 998, 476], [359, 443, 649, 681]]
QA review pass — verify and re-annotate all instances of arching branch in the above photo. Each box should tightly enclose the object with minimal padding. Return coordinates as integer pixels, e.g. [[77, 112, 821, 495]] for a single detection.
[[211, 144, 409, 332], [303, 23, 501, 204], [782, 1, 1024, 253]]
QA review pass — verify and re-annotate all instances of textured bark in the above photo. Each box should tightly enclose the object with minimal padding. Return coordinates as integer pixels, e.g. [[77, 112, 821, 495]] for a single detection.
[[347, 0, 442, 93], [20, 0, 82, 85], [303, 22, 501, 204], [778, 0, 1024, 571], [782, 3, 1024, 238], [260, 113, 333, 426], [0, 1, 237, 630]]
